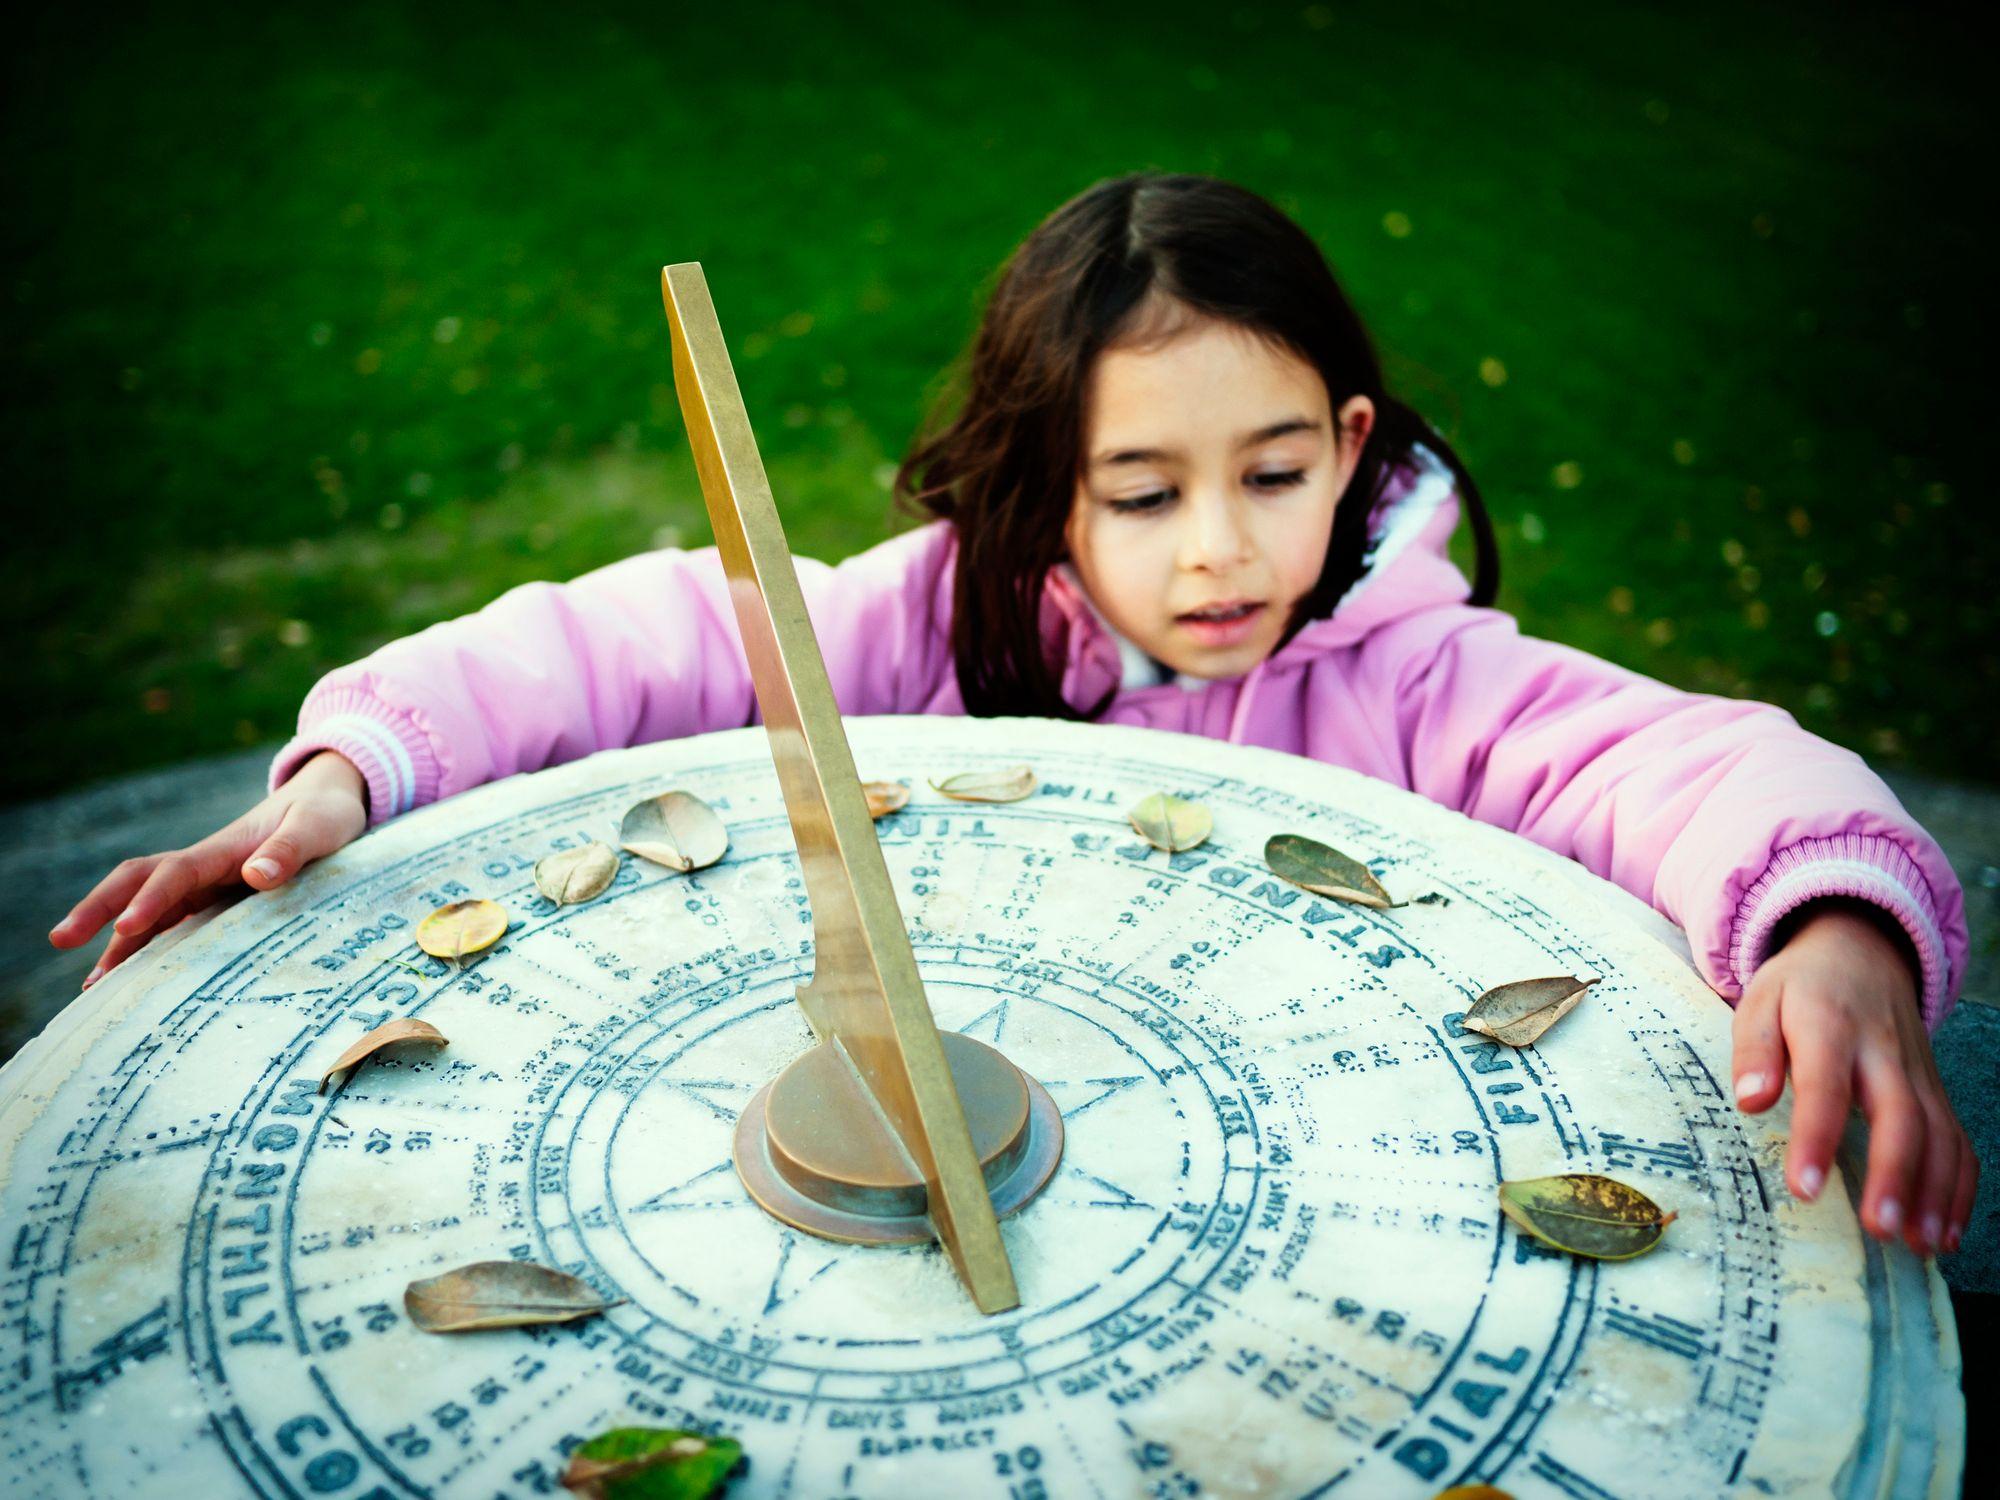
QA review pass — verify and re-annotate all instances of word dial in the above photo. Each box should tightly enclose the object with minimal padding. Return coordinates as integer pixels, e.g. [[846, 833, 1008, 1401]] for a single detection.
[[0, 718, 1960, 1497]]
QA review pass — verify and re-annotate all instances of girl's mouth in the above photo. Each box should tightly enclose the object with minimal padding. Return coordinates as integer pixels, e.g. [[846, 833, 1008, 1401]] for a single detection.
[[1175, 600, 1265, 646]]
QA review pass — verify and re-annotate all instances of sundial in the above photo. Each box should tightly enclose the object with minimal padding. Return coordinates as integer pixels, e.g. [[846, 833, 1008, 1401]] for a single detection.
[[0, 270, 1965, 1498]]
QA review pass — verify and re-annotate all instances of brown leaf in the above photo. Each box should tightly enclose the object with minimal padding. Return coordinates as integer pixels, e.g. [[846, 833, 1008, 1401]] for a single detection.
[[1498, 1174, 1677, 1261], [416, 898, 509, 961], [1432, 1488, 1517, 1500], [619, 792, 728, 872], [404, 1260, 619, 1333], [862, 781, 910, 819], [319, 1017, 447, 1095], [928, 765, 1036, 803], [1264, 833, 1396, 908], [1128, 793, 1212, 853], [1461, 975, 1600, 1048], [536, 842, 619, 905]]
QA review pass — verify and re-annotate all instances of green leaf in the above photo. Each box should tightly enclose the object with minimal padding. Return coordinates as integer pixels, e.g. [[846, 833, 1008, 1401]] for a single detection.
[[1497, 1174, 1676, 1260], [1264, 833, 1396, 908], [1128, 793, 1212, 853], [560, 1428, 744, 1499], [1461, 975, 1600, 1047]]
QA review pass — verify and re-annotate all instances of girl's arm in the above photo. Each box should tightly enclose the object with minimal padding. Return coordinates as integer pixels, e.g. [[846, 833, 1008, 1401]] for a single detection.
[[266, 520, 958, 825], [1359, 603, 1973, 1253]]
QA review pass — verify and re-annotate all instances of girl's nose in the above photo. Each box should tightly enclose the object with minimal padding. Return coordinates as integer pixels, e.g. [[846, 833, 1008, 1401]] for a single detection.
[[1177, 492, 1255, 573]]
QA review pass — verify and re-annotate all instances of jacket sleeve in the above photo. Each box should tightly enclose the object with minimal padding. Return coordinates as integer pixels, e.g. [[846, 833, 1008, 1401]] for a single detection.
[[267, 521, 957, 827], [1360, 605, 1967, 1032]]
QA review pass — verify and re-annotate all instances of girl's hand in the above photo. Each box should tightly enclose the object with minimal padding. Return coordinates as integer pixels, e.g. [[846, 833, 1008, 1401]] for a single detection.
[[48, 750, 369, 987], [1732, 898, 1977, 1257]]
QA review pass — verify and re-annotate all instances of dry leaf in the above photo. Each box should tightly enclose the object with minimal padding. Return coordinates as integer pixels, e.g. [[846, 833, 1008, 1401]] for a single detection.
[[928, 765, 1036, 803], [1432, 1488, 1515, 1500], [1264, 833, 1397, 908], [1128, 793, 1212, 853], [560, 1428, 744, 1499], [537, 842, 619, 905], [319, 1017, 447, 1095], [416, 898, 509, 961], [405, 1260, 619, 1333], [862, 781, 910, 819], [1498, 1174, 1677, 1261], [1462, 975, 1600, 1048], [619, 792, 728, 872]]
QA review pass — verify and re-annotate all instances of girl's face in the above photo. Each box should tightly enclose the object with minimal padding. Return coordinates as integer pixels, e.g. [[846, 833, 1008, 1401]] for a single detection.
[[1065, 316, 1374, 680]]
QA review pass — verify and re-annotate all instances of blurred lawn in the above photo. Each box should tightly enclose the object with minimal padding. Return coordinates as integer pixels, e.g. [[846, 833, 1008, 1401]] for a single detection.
[[4, 1, 1991, 800]]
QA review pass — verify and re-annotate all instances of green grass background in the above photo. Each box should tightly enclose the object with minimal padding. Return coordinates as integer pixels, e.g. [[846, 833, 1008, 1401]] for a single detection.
[[4, 1, 1990, 800]]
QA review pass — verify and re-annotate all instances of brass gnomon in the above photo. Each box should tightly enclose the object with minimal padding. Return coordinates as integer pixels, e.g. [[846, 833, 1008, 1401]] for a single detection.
[[660, 264, 1062, 1314]]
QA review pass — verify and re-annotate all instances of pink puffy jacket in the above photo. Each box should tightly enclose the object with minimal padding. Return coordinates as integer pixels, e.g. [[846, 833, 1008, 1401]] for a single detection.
[[272, 448, 1966, 1030]]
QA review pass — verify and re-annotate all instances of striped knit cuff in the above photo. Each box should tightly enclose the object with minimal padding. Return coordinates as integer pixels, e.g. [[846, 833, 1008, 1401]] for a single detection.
[[1728, 832, 1952, 1032], [267, 688, 442, 830]]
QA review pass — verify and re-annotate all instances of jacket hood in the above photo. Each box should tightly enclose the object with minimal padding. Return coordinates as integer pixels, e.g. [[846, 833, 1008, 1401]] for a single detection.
[[1042, 443, 1474, 704]]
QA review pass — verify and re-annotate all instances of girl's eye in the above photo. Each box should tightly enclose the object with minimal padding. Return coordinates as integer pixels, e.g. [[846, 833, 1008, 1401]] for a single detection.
[[1108, 490, 1172, 514], [1250, 469, 1308, 491]]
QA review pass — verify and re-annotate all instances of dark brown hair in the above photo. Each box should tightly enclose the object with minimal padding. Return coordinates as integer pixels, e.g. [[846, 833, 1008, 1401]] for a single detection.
[[894, 171, 1499, 718]]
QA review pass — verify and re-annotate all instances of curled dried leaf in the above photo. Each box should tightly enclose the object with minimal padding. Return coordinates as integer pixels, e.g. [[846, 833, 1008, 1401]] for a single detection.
[[1498, 1174, 1677, 1261], [560, 1427, 744, 1499], [928, 765, 1036, 803], [537, 842, 619, 905], [1264, 833, 1397, 909], [1128, 793, 1212, 853], [862, 781, 910, 819], [1462, 975, 1600, 1048], [320, 1017, 447, 1095], [416, 898, 509, 961], [619, 792, 728, 872], [405, 1260, 620, 1333]]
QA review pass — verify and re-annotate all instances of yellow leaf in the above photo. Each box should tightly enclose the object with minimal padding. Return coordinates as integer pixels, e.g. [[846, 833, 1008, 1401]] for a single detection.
[[415, 898, 508, 961], [1128, 793, 1212, 853]]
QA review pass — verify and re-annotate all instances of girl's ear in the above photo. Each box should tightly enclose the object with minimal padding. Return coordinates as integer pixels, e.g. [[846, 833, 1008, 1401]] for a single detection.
[[1332, 395, 1376, 497]]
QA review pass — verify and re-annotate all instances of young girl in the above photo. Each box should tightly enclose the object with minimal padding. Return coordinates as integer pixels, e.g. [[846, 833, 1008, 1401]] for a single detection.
[[51, 172, 1975, 1261]]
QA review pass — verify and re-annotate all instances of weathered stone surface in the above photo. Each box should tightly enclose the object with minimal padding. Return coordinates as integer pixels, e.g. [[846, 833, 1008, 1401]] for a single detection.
[[0, 719, 1963, 1496]]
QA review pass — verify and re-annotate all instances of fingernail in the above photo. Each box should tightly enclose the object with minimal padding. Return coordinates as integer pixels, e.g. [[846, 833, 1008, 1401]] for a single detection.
[[1798, 1165, 1824, 1200], [247, 857, 281, 882], [1877, 1198, 1902, 1235], [112, 906, 137, 934], [84, 965, 103, 988], [1734, 1072, 1765, 1103], [1922, 1213, 1942, 1251]]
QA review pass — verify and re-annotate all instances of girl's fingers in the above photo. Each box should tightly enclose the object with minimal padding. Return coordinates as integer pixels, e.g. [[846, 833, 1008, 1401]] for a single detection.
[[112, 839, 241, 940], [49, 857, 163, 948], [241, 802, 327, 889], [84, 893, 200, 986], [1853, 1053, 1924, 1242], [1730, 974, 1788, 1114], [1781, 1018, 1855, 1202], [1948, 1137, 1980, 1255], [1907, 1104, 1960, 1256]]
